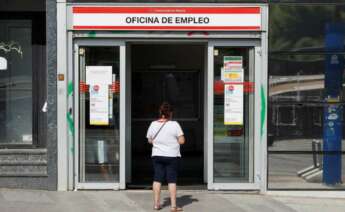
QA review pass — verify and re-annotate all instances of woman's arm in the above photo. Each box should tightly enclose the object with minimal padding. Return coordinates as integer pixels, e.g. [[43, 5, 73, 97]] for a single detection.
[[148, 137, 153, 144], [177, 135, 185, 145]]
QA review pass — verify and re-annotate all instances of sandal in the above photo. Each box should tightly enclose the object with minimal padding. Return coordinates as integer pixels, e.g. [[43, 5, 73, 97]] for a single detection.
[[170, 206, 183, 212], [153, 205, 162, 210]]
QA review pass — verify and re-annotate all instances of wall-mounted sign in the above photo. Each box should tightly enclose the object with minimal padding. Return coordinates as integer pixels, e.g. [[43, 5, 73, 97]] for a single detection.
[[72, 6, 261, 31], [86, 66, 112, 126]]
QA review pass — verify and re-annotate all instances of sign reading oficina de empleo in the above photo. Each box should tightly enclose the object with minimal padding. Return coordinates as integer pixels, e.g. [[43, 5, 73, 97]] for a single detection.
[[72, 7, 261, 31]]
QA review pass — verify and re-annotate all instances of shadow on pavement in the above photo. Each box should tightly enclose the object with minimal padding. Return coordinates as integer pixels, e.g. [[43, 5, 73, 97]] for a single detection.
[[161, 195, 199, 209]]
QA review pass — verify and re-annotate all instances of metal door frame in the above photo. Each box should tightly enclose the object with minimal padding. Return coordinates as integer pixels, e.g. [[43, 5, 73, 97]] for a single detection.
[[207, 40, 262, 190], [71, 38, 263, 190], [73, 39, 126, 190]]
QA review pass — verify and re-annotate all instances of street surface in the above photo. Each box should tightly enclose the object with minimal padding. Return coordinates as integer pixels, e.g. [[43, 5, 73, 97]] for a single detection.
[[0, 189, 344, 212]]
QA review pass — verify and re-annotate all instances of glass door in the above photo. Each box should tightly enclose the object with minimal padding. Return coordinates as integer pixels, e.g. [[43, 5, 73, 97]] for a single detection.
[[74, 40, 126, 190], [207, 40, 261, 190]]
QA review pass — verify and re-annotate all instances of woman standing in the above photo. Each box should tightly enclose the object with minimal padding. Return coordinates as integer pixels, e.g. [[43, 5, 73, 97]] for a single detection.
[[146, 102, 185, 212]]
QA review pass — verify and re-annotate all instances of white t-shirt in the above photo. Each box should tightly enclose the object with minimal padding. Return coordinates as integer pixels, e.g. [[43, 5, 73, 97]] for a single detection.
[[146, 120, 184, 157]]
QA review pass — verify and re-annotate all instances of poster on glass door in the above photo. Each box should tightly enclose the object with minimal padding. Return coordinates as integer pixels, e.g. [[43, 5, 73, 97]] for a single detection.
[[221, 67, 244, 83], [223, 56, 244, 125], [224, 84, 244, 125], [224, 56, 243, 69], [86, 66, 112, 85], [86, 66, 112, 125], [89, 84, 109, 125]]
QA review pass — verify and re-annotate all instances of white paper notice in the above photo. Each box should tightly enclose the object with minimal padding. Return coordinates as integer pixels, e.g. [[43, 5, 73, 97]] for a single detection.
[[86, 66, 112, 126], [86, 66, 112, 85], [224, 84, 243, 125], [222, 64, 244, 125], [89, 84, 109, 125]]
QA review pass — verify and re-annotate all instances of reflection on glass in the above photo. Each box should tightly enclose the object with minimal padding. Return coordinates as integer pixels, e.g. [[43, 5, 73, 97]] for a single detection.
[[79, 46, 120, 182], [269, 4, 345, 52], [268, 3, 345, 189], [268, 54, 338, 102], [268, 153, 345, 190], [213, 47, 253, 183], [0, 21, 33, 144]]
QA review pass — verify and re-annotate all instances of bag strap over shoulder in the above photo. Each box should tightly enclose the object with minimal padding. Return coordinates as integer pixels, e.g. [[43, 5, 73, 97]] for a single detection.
[[152, 121, 167, 141]]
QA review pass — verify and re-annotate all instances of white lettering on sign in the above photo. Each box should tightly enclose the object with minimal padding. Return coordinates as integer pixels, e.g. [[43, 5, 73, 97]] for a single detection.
[[72, 7, 261, 31]]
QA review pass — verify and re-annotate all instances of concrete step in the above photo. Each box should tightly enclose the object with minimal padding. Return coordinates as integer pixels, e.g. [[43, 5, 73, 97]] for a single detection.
[[0, 149, 47, 162], [0, 165, 47, 176], [0, 161, 46, 165], [0, 149, 47, 177]]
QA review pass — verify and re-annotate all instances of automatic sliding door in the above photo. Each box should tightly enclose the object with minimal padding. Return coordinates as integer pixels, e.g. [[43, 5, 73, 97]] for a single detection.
[[75, 41, 125, 189], [213, 47, 253, 183], [79, 46, 120, 183], [208, 41, 260, 189]]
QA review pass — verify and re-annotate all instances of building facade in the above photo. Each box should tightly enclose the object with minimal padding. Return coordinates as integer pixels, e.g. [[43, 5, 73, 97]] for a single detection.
[[1, 0, 345, 195], [0, 0, 57, 190]]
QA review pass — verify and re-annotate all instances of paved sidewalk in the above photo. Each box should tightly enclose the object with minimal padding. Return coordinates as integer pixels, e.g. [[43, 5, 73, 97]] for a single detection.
[[0, 189, 345, 212]]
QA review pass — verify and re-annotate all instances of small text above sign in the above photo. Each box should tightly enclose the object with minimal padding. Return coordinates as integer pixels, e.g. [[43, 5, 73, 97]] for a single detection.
[[72, 6, 262, 31]]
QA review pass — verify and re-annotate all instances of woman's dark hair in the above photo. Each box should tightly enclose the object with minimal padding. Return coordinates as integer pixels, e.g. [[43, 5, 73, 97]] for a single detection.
[[159, 102, 173, 119]]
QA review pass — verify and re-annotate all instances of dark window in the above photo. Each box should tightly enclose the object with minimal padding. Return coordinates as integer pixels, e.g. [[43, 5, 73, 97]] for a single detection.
[[0, 1, 46, 147], [276, 106, 296, 126]]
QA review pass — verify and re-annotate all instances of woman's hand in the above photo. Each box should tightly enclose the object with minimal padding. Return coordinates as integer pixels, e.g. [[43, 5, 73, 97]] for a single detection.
[[177, 135, 185, 145]]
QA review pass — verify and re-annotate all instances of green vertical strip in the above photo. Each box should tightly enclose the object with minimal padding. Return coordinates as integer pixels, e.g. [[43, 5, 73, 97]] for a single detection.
[[67, 81, 74, 135], [260, 85, 266, 138], [68, 81, 73, 96], [67, 113, 75, 154], [67, 81, 74, 154], [67, 113, 75, 135]]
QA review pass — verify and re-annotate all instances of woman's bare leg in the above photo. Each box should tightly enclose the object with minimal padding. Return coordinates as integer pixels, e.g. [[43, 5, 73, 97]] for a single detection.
[[168, 183, 177, 208], [153, 181, 161, 207]]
